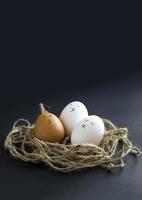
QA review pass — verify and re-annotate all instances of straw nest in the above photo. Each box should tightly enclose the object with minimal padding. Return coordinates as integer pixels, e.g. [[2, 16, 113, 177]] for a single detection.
[[4, 118, 141, 173]]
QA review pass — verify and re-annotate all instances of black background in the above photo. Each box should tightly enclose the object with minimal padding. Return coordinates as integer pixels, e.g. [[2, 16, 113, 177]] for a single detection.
[[0, 3, 142, 200]]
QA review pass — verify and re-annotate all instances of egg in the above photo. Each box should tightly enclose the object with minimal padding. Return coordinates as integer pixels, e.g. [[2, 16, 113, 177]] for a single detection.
[[60, 101, 88, 135], [71, 115, 105, 145], [35, 104, 65, 143]]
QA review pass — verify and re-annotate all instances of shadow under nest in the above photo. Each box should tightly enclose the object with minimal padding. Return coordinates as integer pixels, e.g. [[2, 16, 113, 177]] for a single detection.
[[4, 119, 141, 173]]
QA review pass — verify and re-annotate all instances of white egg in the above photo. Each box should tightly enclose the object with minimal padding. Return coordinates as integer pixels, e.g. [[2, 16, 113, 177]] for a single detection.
[[71, 115, 105, 145], [59, 101, 88, 135]]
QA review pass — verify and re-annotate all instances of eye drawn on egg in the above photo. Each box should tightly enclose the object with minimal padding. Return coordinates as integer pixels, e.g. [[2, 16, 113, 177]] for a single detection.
[[91, 122, 95, 125], [74, 105, 79, 108], [70, 107, 76, 112], [82, 124, 86, 129]]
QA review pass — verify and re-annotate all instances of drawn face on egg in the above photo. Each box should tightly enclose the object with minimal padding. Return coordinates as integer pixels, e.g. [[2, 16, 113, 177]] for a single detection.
[[66, 102, 81, 112], [60, 101, 88, 135], [81, 119, 95, 129], [71, 115, 105, 145]]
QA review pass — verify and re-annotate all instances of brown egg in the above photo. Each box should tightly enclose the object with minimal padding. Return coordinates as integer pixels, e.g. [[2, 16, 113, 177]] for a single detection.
[[35, 104, 65, 143]]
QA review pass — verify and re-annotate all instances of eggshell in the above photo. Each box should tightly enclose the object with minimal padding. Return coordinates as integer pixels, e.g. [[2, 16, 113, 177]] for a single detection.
[[59, 101, 88, 135], [71, 115, 105, 145], [35, 111, 65, 143]]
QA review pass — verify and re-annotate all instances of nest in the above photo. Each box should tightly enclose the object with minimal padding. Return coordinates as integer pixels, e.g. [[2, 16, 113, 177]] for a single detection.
[[4, 119, 141, 173]]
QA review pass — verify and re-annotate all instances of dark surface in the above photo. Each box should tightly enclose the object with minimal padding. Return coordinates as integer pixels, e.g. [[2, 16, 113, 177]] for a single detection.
[[0, 77, 142, 200]]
